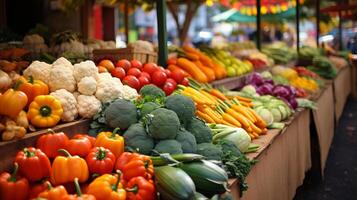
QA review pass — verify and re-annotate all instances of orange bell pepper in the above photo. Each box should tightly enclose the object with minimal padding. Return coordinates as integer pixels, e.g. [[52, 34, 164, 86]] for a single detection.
[[16, 76, 49, 106], [94, 128, 124, 158], [87, 171, 126, 200], [62, 178, 96, 200], [50, 149, 89, 185], [38, 181, 68, 200]]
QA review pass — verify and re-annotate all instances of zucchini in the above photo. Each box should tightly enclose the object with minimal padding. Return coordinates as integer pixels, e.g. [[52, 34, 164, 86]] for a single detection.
[[151, 153, 204, 166], [194, 192, 209, 200], [155, 166, 196, 200], [178, 160, 229, 197]]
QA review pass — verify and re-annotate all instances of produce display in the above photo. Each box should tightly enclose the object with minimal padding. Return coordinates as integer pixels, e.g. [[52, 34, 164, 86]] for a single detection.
[[262, 42, 297, 64], [307, 56, 337, 79]]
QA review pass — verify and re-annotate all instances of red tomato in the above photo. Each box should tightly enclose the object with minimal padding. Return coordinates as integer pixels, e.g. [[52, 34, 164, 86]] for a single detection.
[[156, 66, 166, 72], [142, 63, 158, 74], [123, 75, 140, 90], [170, 69, 185, 83], [116, 59, 131, 72], [111, 67, 126, 80], [164, 69, 172, 77], [140, 72, 151, 82], [166, 78, 177, 88], [152, 70, 167, 86], [162, 82, 176, 95], [130, 60, 143, 69], [181, 77, 189, 86], [127, 68, 141, 78], [138, 76, 150, 88]]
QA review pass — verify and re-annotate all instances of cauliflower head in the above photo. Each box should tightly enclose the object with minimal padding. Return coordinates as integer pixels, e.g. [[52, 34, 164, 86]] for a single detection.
[[95, 73, 124, 102], [78, 77, 97, 95], [52, 57, 74, 70], [123, 85, 139, 100], [50, 89, 78, 122], [48, 64, 76, 92], [23, 61, 52, 84], [73, 60, 99, 82], [77, 95, 101, 118]]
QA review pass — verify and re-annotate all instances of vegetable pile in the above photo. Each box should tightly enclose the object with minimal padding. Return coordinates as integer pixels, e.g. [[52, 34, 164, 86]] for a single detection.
[[307, 56, 338, 79]]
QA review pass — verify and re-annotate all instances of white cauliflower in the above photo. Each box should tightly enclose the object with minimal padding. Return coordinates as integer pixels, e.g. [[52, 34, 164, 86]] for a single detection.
[[52, 57, 74, 70], [123, 85, 139, 100], [95, 73, 124, 102], [23, 61, 52, 84], [73, 91, 80, 99], [48, 64, 76, 92], [78, 77, 97, 95], [50, 89, 78, 122], [77, 95, 101, 118], [73, 60, 99, 82]]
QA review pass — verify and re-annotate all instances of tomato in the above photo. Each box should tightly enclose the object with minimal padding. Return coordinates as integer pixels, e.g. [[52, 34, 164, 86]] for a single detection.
[[156, 66, 166, 72], [138, 76, 150, 88], [162, 82, 175, 95], [99, 60, 115, 72], [123, 75, 140, 90], [127, 68, 142, 78], [130, 60, 143, 69], [111, 67, 126, 80], [181, 77, 189, 86], [166, 78, 177, 88], [170, 69, 185, 83], [152, 70, 167, 86], [116, 59, 131, 72], [142, 63, 158, 74], [140, 72, 151, 81], [164, 69, 172, 77], [98, 66, 108, 73]]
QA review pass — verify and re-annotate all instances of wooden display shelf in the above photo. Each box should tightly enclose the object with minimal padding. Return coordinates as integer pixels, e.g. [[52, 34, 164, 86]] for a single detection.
[[0, 119, 91, 172]]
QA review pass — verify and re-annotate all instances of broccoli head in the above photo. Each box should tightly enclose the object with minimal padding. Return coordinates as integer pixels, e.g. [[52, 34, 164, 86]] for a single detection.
[[139, 84, 165, 103], [165, 94, 196, 126], [154, 139, 183, 154], [175, 128, 197, 153], [123, 123, 154, 155], [186, 117, 213, 144], [196, 143, 223, 161]]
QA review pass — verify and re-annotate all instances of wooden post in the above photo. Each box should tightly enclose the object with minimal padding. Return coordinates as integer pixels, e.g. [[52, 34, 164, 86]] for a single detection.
[[296, 0, 300, 53], [156, 0, 168, 66], [338, 11, 343, 50], [256, 0, 261, 50], [124, 0, 129, 43], [102, 6, 116, 40], [316, 0, 320, 47], [0, 0, 6, 27]]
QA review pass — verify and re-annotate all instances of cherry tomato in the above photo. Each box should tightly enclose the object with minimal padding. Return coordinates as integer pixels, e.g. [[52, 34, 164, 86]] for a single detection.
[[99, 60, 115, 72], [127, 68, 142, 78], [166, 78, 177, 88], [140, 72, 151, 82], [111, 67, 126, 80], [123, 75, 140, 90], [130, 60, 143, 69], [152, 70, 167, 86], [170, 69, 185, 83], [116, 59, 131, 72], [156, 66, 166, 72], [164, 69, 172, 77], [142, 63, 158, 74], [181, 77, 189, 86], [162, 82, 175, 95], [138, 76, 150, 88]]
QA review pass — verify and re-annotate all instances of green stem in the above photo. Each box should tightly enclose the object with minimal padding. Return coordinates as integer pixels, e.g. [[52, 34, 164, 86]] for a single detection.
[[47, 129, 56, 134], [112, 128, 120, 138], [45, 181, 53, 190], [125, 185, 138, 193], [96, 147, 107, 160], [40, 106, 52, 117], [112, 170, 122, 191], [8, 162, 19, 182], [28, 76, 34, 84], [74, 178, 82, 197], [13, 81, 22, 90], [23, 148, 36, 157], [58, 149, 72, 157]]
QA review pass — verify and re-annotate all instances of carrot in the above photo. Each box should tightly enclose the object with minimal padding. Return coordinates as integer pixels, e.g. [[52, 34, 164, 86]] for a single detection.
[[193, 61, 216, 82], [231, 105, 256, 123], [185, 52, 199, 61], [261, 128, 268, 135], [249, 121, 263, 135], [251, 132, 260, 138], [204, 108, 223, 124], [182, 45, 200, 54], [196, 110, 215, 123], [247, 108, 267, 128], [167, 64, 191, 77], [177, 58, 208, 83], [240, 101, 253, 107], [181, 90, 207, 105], [210, 60, 227, 79], [248, 133, 256, 140], [225, 109, 251, 128], [221, 119, 236, 127], [222, 112, 242, 128], [184, 87, 214, 105], [200, 90, 218, 103], [235, 96, 252, 103], [210, 89, 228, 101]]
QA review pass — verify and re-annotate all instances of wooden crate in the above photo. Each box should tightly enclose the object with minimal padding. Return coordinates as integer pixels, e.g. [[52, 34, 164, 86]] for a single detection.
[[93, 47, 157, 64], [0, 119, 91, 172]]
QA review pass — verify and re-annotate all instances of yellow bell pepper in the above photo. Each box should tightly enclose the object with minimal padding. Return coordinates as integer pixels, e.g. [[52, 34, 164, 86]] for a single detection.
[[27, 95, 63, 128]]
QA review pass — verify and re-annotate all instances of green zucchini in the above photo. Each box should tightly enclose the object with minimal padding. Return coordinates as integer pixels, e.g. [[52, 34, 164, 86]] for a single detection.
[[178, 160, 229, 197], [151, 153, 204, 166], [194, 192, 209, 200], [155, 166, 196, 200]]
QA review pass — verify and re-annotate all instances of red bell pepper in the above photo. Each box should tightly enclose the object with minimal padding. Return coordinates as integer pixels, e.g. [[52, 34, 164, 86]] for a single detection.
[[115, 152, 154, 181], [15, 147, 51, 181], [86, 147, 116, 175], [73, 134, 96, 146], [36, 129, 69, 158], [65, 136, 92, 157], [126, 176, 156, 200], [28, 181, 48, 199], [0, 163, 29, 200]]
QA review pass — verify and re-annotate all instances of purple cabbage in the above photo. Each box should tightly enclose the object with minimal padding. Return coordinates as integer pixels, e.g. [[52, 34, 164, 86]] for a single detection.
[[289, 98, 298, 109], [272, 85, 291, 99], [256, 83, 274, 95], [263, 79, 274, 85], [245, 72, 264, 86]]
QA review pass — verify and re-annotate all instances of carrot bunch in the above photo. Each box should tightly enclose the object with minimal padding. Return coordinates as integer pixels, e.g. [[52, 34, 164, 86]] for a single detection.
[[177, 81, 268, 140], [167, 45, 227, 83]]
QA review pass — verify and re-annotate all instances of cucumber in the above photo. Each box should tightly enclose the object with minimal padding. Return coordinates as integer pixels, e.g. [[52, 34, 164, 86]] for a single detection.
[[155, 166, 196, 200], [178, 160, 228, 197], [151, 153, 204, 166], [194, 192, 209, 200]]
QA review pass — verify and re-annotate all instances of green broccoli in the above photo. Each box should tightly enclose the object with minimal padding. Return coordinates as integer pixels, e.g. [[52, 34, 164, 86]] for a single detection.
[[123, 123, 154, 155], [165, 94, 196, 126], [186, 117, 213, 144], [217, 140, 241, 157], [147, 108, 180, 140], [196, 143, 223, 161], [140, 102, 161, 118], [139, 84, 166, 104], [175, 128, 197, 153], [154, 140, 183, 154]]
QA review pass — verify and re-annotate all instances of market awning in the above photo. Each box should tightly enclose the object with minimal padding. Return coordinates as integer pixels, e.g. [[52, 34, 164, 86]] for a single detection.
[[320, 4, 357, 13]]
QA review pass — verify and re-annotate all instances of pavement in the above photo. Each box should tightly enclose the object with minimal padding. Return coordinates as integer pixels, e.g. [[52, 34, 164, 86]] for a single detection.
[[294, 97, 357, 200]]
